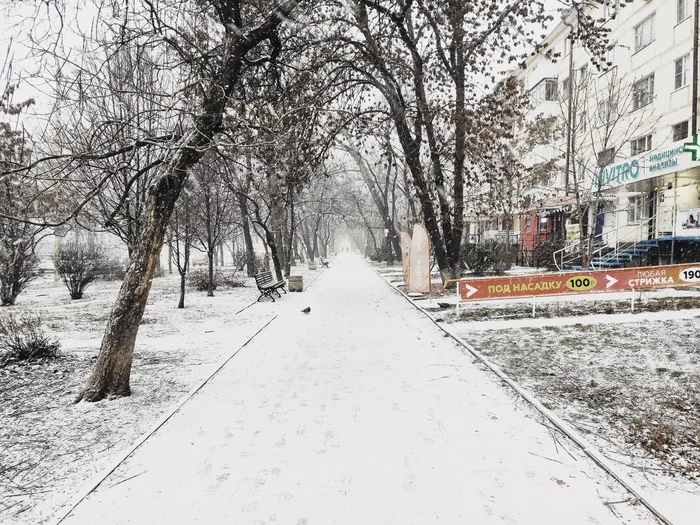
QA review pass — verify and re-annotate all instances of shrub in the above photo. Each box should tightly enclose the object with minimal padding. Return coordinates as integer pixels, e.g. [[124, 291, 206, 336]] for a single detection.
[[219, 270, 245, 288], [188, 269, 217, 291], [188, 269, 245, 291], [0, 229, 40, 306], [0, 312, 60, 365], [54, 240, 109, 299], [369, 246, 391, 262], [464, 241, 513, 276], [533, 239, 565, 270], [100, 258, 128, 281]]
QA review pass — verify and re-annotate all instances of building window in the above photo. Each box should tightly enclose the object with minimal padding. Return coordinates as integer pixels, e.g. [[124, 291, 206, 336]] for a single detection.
[[598, 147, 615, 168], [632, 74, 654, 110], [634, 13, 655, 52], [538, 217, 548, 231], [561, 77, 570, 100], [530, 78, 557, 106], [631, 135, 652, 156], [675, 54, 690, 89], [673, 120, 689, 141], [525, 215, 531, 232], [628, 195, 646, 223], [597, 98, 618, 125], [678, 0, 688, 23]]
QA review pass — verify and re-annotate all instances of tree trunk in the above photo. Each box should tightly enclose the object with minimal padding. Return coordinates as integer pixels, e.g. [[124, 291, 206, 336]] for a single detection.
[[294, 235, 304, 263], [178, 271, 186, 309], [167, 233, 173, 274], [449, 6, 466, 279], [78, 170, 186, 402], [238, 196, 256, 277], [284, 189, 296, 277], [207, 250, 215, 297], [394, 115, 450, 280], [401, 164, 418, 222], [266, 147, 286, 278], [366, 226, 378, 258], [263, 225, 283, 281], [300, 222, 314, 262], [384, 220, 401, 263]]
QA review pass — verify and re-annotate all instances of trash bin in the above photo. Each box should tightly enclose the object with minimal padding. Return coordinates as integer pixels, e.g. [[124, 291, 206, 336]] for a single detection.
[[288, 275, 303, 292]]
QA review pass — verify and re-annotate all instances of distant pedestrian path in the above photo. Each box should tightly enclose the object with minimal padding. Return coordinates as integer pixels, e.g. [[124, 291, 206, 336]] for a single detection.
[[61, 254, 657, 524]]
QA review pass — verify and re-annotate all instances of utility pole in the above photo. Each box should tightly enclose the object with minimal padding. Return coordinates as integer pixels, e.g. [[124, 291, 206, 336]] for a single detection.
[[693, 0, 699, 135]]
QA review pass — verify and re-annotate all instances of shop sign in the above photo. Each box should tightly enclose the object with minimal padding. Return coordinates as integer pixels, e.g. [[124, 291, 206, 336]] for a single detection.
[[684, 134, 700, 161], [442, 263, 700, 302], [597, 139, 700, 190]]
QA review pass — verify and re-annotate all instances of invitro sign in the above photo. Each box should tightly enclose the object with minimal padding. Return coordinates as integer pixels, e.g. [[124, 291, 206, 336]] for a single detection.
[[596, 139, 700, 189]]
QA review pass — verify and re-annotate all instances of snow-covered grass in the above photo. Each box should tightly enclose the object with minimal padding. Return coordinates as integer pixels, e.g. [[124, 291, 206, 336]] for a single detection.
[[374, 262, 700, 520], [0, 264, 320, 524]]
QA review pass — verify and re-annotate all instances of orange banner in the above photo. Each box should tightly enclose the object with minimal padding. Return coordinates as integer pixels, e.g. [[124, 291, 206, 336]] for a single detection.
[[447, 263, 700, 301], [400, 231, 412, 285], [408, 224, 431, 293]]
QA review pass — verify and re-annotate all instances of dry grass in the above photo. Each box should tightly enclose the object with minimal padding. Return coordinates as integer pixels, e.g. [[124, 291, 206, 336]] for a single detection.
[[461, 320, 700, 478]]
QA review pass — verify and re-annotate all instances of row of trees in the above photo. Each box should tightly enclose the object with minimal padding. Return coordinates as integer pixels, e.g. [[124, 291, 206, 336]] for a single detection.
[[0, 0, 623, 401]]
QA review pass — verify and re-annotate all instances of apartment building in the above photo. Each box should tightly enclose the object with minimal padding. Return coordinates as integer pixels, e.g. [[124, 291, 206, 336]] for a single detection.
[[495, 0, 700, 268]]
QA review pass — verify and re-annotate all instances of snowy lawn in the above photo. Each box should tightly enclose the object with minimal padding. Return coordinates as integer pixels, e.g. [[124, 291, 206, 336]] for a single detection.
[[0, 264, 319, 524], [374, 262, 700, 518]]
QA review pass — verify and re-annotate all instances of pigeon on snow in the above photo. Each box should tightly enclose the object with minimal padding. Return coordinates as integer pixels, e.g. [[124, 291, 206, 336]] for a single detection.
[[301, 307, 311, 314]]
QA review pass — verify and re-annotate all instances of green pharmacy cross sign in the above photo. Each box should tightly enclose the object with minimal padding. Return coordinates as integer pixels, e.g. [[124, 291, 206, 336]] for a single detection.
[[684, 134, 700, 161]]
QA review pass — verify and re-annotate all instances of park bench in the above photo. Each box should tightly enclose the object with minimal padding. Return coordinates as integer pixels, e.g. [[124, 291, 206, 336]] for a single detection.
[[320, 257, 330, 268], [254, 270, 287, 302]]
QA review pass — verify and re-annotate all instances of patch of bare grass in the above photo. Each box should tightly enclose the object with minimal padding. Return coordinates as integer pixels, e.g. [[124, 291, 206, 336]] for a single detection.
[[461, 320, 700, 478]]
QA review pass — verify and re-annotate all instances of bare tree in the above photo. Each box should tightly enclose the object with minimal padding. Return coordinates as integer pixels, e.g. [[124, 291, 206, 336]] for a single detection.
[[0, 49, 41, 306], [191, 156, 237, 297], [322, 0, 620, 281], [339, 139, 402, 263], [169, 185, 195, 309], [64, 0, 301, 401], [562, 67, 658, 269]]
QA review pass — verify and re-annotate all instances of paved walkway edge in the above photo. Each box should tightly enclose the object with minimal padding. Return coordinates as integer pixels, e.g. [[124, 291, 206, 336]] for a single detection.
[[370, 264, 673, 525], [52, 315, 278, 525]]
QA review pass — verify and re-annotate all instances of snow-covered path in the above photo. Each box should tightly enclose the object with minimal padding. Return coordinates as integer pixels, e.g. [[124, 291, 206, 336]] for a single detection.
[[60, 255, 658, 525]]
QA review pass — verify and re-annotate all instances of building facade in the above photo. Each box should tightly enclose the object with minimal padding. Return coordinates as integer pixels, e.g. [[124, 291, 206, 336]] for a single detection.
[[493, 0, 700, 268]]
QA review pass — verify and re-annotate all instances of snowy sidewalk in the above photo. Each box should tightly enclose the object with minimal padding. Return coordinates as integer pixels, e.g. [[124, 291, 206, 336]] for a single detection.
[[60, 255, 658, 525]]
